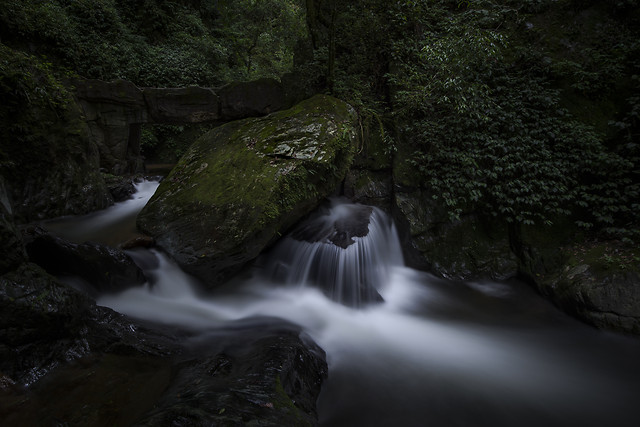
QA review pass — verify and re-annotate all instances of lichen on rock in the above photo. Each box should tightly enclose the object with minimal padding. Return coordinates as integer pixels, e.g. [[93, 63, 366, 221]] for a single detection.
[[138, 94, 357, 286]]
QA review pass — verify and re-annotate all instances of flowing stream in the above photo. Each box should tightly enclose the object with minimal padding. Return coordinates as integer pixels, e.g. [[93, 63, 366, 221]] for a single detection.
[[48, 181, 640, 427]]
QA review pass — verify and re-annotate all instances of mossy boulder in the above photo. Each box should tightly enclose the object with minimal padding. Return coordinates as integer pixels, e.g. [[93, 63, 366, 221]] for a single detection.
[[138, 94, 357, 286]]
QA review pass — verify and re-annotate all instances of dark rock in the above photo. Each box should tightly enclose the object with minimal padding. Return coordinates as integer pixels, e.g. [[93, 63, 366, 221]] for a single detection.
[[393, 187, 518, 280], [137, 322, 327, 426], [143, 87, 220, 123], [0, 263, 96, 385], [102, 174, 135, 202], [75, 79, 145, 107], [292, 203, 372, 249], [138, 94, 358, 287], [513, 228, 640, 335], [219, 78, 290, 121], [0, 179, 26, 275], [343, 169, 392, 210], [76, 80, 147, 175], [0, 262, 179, 388], [22, 227, 146, 296], [121, 235, 155, 250]]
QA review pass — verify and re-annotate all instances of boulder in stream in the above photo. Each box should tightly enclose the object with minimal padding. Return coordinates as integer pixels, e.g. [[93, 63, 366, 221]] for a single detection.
[[22, 227, 146, 296], [138, 94, 358, 286]]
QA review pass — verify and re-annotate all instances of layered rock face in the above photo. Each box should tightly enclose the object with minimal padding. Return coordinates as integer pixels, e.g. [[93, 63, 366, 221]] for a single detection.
[[75, 78, 290, 175], [138, 94, 357, 286]]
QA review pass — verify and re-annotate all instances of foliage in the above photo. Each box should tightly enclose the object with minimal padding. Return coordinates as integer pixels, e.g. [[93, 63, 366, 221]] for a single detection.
[[0, 0, 306, 87], [303, 0, 639, 240], [0, 42, 78, 176], [140, 124, 215, 164], [216, 0, 306, 81]]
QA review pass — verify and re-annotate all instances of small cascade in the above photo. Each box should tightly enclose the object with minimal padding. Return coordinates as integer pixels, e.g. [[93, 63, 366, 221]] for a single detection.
[[260, 198, 404, 307]]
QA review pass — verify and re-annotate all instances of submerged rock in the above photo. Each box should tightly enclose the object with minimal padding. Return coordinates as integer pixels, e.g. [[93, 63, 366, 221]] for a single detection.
[[138, 94, 357, 286]]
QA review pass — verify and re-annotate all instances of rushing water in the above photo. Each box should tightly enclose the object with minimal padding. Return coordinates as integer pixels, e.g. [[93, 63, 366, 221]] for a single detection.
[[49, 182, 640, 427]]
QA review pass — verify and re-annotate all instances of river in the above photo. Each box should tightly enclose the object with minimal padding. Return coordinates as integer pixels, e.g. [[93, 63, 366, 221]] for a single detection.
[[45, 179, 640, 427]]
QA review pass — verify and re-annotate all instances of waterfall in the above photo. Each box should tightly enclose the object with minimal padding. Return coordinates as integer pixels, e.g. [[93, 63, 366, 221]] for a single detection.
[[258, 198, 404, 307]]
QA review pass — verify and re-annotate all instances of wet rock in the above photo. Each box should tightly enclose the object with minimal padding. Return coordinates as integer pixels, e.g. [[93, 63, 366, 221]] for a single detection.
[[0, 262, 97, 386], [138, 95, 358, 287], [292, 202, 372, 249], [102, 173, 135, 202], [0, 262, 180, 388], [137, 322, 327, 426], [22, 227, 146, 296]]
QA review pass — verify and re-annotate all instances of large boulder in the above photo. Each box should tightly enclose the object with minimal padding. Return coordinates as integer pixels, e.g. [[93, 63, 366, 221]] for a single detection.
[[138, 94, 357, 286]]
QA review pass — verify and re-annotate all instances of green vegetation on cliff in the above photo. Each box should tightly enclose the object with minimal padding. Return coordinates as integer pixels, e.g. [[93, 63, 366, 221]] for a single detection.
[[305, 0, 639, 242], [0, 0, 305, 87], [0, 43, 112, 220]]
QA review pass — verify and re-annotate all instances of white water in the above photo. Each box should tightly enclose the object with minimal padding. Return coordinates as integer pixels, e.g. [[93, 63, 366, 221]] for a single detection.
[[50, 183, 640, 427]]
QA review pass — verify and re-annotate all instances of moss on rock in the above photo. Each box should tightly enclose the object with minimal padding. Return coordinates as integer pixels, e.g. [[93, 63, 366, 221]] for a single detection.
[[138, 94, 357, 286]]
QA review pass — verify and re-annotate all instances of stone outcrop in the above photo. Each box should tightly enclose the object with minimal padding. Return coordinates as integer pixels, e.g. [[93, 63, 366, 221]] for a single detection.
[[144, 87, 220, 123], [76, 80, 147, 175], [218, 78, 287, 120], [393, 187, 518, 280], [75, 78, 293, 175], [22, 227, 147, 297], [512, 227, 640, 335], [137, 94, 357, 286]]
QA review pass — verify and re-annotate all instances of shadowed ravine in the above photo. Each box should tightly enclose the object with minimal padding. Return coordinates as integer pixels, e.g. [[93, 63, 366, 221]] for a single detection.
[[50, 182, 640, 426]]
